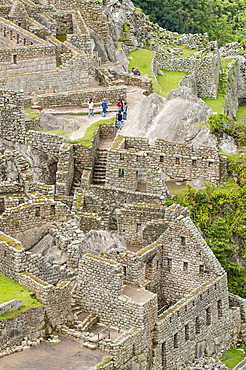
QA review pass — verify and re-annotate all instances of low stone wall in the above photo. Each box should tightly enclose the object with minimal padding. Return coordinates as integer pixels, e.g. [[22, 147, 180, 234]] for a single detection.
[[0, 231, 71, 284], [0, 306, 45, 353], [36, 86, 127, 107], [0, 54, 89, 94]]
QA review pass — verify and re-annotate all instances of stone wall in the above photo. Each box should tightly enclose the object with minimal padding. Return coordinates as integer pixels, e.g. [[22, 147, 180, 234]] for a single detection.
[[0, 53, 89, 94], [0, 201, 71, 242], [106, 136, 227, 188], [115, 203, 188, 247], [0, 306, 45, 353], [160, 215, 224, 305], [55, 142, 74, 196], [154, 274, 230, 370], [229, 293, 246, 322], [36, 86, 127, 107], [76, 254, 158, 330], [0, 231, 71, 284], [223, 59, 238, 119], [105, 146, 169, 197], [18, 272, 73, 327], [153, 51, 220, 99]]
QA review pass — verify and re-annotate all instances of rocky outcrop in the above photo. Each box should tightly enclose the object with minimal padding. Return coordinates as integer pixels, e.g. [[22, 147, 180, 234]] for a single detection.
[[122, 88, 217, 148]]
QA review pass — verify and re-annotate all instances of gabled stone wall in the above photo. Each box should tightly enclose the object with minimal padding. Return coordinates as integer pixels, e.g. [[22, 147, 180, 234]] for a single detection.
[[154, 274, 230, 370]]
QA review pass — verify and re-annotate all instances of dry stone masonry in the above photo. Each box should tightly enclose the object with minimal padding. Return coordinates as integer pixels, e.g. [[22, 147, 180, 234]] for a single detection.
[[0, 0, 245, 369]]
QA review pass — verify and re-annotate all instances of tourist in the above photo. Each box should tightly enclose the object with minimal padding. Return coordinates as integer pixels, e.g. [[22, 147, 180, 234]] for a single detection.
[[101, 98, 108, 117], [117, 111, 123, 129], [117, 99, 123, 112], [122, 102, 128, 120], [88, 98, 94, 117], [133, 67, 141, 76], [131, 67, 135, 74]]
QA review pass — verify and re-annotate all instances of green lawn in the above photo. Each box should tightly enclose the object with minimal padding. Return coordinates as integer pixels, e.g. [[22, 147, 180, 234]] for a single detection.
[[221, 58, 234, 69], [177, 46, 198, 58], [68, 117, 115, 147], [236, 106, 246, 122], [0, 274, 43, 320], [127, 49, 154, 76], [127, 49, 161, 93], [219, 347, 245, 369], [202, 94, 225, 113], [157, 70, 188, 97], [24, 106, 39, 119]]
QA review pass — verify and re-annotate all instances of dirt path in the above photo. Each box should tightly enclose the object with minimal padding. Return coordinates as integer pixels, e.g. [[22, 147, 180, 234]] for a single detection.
[[0, 335, 108, 370]]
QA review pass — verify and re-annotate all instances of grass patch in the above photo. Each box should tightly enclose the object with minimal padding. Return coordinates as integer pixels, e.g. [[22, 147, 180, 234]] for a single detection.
[[68, 118, 115, 147], [219, 347, 245, 369], [52, 112, 88, 116], [127, 48, 154, 76], [177, 46, 198, 58], [157, 70, 188, 97], [127, 49, 162, 92], [56, 35, 66, 42], [24, 106, 39, 119], [236, 106, 246, 122], [0, 274, 43, 320], [96, 357, 112, 368], [221, 58, 234, 69], [202, 93, 225, 113], [41, 129, 66, 136]]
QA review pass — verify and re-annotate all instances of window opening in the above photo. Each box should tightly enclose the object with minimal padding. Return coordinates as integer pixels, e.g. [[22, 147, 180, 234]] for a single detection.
[[206, 307, 211, 325], [218, 299, 222, 318], [195, 317, 200, 334], [185, 324, 189, 341], [174, 333, 178, 348]]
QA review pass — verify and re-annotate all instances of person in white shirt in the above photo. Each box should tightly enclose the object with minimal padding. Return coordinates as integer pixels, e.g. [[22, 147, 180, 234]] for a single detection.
[[88, 98, 94, 117]]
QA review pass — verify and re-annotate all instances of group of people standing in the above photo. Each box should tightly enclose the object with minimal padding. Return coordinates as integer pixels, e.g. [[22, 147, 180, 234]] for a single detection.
[[87, 96, 128, 130], [116, 96, 128, 130]]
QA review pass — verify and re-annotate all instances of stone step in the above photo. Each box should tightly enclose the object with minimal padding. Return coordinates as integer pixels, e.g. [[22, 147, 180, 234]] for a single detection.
[[83, 342, 97, 350]]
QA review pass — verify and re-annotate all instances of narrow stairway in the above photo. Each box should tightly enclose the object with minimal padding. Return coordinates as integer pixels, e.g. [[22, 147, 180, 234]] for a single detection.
[[92, 149, 108, 185]]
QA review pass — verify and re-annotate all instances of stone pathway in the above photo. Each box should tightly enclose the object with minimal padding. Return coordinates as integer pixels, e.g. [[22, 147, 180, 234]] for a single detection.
[[41, 86, 146, 141], [0, 335, 108, 370]]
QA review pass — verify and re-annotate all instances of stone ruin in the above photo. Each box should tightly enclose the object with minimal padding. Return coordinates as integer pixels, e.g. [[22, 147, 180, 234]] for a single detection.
[[0, 0, 245, 369]]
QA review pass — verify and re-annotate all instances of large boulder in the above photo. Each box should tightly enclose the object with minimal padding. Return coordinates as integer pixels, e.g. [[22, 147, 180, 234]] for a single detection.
[[123, 87, 218, 148]]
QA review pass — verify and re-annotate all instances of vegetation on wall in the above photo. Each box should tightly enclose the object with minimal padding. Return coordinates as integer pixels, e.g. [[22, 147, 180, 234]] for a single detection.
[[132, 0, 246, 47]]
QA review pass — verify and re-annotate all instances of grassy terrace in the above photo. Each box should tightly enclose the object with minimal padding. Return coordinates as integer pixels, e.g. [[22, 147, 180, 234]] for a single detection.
[[127, 48, 187, 97], [0, 274, 43, 320], [219, 348, 245, 369], [202, 93, 225, 113]]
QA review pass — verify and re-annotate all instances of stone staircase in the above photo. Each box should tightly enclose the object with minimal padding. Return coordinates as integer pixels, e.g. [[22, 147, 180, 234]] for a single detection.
[[92, 149, 108, 185]]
